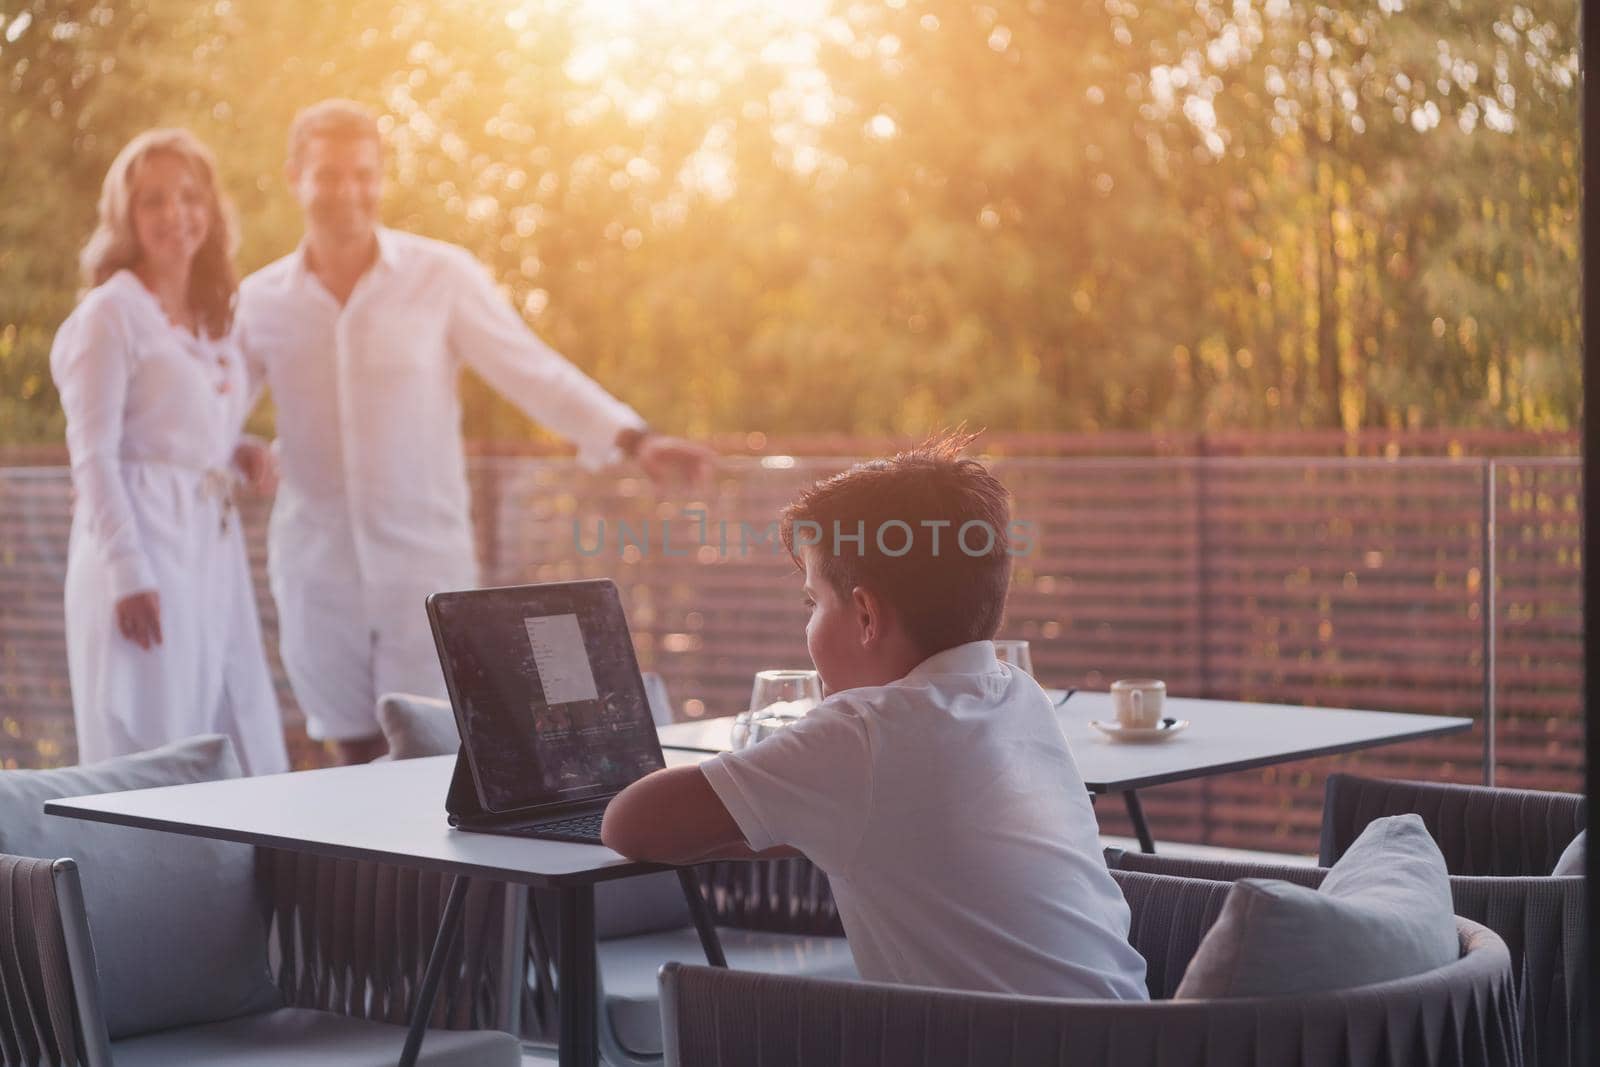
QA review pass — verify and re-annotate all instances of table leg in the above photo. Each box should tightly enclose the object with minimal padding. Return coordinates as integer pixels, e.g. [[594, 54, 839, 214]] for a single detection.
[[399, 874, 470, 1067], [1124, 791, 1157, 854], [677, 868, 728, 967], [558, 885, 599, 1067]]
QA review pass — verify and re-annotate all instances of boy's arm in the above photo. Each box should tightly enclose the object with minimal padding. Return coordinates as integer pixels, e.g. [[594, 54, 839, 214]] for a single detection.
[[601, 765, 801, 864]]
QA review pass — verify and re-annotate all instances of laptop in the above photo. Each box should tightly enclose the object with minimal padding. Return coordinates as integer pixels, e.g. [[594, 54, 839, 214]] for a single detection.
[[426, 579, 667, 844]]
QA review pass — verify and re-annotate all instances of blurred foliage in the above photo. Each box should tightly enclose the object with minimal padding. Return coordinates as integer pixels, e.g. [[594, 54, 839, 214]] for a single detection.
[[0, 0, 1580, 446]]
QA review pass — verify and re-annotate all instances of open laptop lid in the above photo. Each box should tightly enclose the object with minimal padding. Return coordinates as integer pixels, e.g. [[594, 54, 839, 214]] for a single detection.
[[426, 580, 666, 816]]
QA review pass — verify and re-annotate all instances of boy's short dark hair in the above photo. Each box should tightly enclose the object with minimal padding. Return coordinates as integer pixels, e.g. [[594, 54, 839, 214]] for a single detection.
[[780, 432, 1013, 656]]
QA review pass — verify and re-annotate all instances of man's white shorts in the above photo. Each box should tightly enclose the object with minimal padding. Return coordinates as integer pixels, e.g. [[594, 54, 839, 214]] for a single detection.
[[272, 578, 450, 741]]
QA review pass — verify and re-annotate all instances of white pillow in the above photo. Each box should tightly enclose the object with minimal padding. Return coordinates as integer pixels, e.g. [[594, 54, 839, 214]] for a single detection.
[[1551, 829, 1585, 876], [1176, 814, 1457, 999], [375, 691, 459, 760]]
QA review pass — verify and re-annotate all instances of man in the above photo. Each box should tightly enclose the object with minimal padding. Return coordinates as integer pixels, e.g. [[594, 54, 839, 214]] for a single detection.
[[239, 99, 713, 764]]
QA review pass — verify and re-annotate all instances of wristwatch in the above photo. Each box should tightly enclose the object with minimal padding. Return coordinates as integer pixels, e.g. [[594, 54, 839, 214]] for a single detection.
[[615, 426, 653, 460]]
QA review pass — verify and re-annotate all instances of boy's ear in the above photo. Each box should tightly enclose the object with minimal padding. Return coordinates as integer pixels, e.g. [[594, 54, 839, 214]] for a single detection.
[[851, 585, 884, 647]]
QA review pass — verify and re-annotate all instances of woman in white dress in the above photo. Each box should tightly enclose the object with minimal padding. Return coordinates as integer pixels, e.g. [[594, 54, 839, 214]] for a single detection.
[[51, 128, 289, 775]]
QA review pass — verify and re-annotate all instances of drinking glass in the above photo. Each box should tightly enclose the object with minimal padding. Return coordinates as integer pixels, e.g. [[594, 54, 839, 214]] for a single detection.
[[993, 639, 1034, 676], [732, 669, 822, 749]]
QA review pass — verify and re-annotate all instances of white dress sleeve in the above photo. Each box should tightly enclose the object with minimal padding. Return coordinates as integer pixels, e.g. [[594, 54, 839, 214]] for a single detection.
[[50, 296, 156, 599], [699, 698, 875, 872], [445, 251, 645, 468]]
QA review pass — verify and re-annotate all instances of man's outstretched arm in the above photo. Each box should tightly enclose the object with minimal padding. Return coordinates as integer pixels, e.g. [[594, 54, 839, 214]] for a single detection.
[[602, 764, 797, 864], [446, 250, 647, 467]]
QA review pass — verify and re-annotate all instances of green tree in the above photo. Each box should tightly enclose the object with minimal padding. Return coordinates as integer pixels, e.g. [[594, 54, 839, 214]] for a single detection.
[[0, 0, 1581, 447]]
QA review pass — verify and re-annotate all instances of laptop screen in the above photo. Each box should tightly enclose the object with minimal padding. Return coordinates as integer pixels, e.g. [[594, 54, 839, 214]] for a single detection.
[[427, 580, 667, 814]]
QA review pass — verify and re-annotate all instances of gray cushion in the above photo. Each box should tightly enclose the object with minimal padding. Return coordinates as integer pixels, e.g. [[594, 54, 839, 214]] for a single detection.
[[0, 736, 281, 1037], [1551, 829, 1585, 876], [375, 692, 460, 760], [1176, 813, 1457, 999], [376, 679, 668, 755], [595, 871, 694, 939], [376, 678, 670, 753], [108, 1006, 521, 1067], [600, 926, 857, 1055]]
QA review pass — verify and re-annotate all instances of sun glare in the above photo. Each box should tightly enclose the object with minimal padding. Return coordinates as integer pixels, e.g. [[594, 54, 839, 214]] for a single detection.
[[492, 0, 850, 196], [502, 0, 835, 85]]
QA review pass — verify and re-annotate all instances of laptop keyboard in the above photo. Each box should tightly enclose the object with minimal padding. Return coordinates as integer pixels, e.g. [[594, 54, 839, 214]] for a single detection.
[[518, 811, 606, 843]]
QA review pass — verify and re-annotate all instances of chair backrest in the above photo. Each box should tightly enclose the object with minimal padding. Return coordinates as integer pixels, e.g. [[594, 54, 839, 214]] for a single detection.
[[659, 916, 1520, 1067], [0, 854, 113, 1067], [1321, 773, 1586, 875], [1111, 849, 1589, 1067], [1113, 857, 1324, 889], [370, 692, 536, 1033], [256, 846, 512, 1031], [1448, 875, 1587, 1067], [1108, 870, 1233, 999], [2, 846, 518, 1064], [692, 857, 845, 937], [1112, 850, 1327, 887]]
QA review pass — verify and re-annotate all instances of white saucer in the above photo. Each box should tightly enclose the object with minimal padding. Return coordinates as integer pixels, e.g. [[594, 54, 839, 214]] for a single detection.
[[1089, 719, 1190, 743]]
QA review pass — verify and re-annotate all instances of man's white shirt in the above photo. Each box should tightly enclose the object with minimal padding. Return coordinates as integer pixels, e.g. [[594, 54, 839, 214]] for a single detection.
[[236, 227, 645, 593], [701, 641, 1150, 1000]]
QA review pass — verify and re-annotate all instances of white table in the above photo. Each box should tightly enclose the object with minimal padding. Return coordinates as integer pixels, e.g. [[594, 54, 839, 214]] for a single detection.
[[658, 691, 1474, 852], [45, 750, 709, 1067], [45, 696, 1471, 1063]]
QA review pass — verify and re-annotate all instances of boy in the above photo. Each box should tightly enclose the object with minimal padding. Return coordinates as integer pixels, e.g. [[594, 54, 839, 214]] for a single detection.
[[601, 435, 1147, 999]]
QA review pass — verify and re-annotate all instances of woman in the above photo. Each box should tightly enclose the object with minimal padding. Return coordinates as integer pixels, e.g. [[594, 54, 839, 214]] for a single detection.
[[50, 128, 289, 775]]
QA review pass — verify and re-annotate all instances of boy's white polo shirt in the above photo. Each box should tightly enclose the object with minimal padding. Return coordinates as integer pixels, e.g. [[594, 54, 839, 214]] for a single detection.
[[700, 641, 1149, 1000]]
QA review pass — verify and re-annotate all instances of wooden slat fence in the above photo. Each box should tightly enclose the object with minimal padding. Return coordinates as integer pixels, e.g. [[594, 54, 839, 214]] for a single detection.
[[0, 448, 1582, 855]]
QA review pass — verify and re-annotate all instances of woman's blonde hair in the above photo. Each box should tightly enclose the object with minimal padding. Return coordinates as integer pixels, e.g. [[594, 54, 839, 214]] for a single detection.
[[79, 128, 239, 339]]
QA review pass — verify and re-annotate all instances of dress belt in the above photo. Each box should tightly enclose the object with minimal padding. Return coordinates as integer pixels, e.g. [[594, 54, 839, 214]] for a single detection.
[[198, 467, 237, 534], [121, 458, 236, 533]]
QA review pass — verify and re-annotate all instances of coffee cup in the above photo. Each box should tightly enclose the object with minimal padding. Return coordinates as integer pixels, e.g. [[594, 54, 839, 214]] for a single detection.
[[1111, 679, 1165, 729]]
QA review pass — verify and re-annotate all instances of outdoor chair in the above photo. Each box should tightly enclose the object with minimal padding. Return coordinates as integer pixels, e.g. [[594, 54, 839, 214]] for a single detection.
[[0, 736, 520, 1067], [1109, 849, 1588, 1067], [255, 847, 521, 1033], [659, 868, 1524, 1067], [375, 690, 856, 1064], [1320, 773, 1586, 875]]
